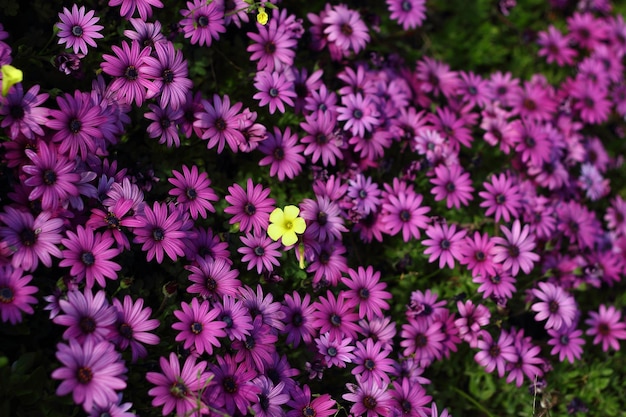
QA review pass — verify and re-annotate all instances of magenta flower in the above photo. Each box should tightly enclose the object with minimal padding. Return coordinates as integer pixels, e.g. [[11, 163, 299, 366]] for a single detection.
[[281, 291, 317, 348], [168, 165, 218, 220], [56, 4, 104, 55], [530, 281, 577, 330], [0, 84, 49, 140], [430, 163, 474, 209], [492, 220, 540, 276], [400, 317, 445, 363], [232, 316, 277, 372], [172, 297, 227, 355], [186, 256, 241, 301], [312, 290, 361, 341], [180, 0, 226, 47], [337, 92, 380, 138], [479, 172, 522, 222], [381, 188, 431, 242], [238, 233, 282, 274], [473, 268, 517, 300], [126, 202, 192, 264], [0, 265, 37, 325], [537, 25, 577, 66], [258, 126, 305, 181], [390, 377, 432, 416], [204, 354, 260, 416], [146, 352, 211, 417], [323, 5, 370, 54], [547, 326, 585, 363], [247, 19, 297, 72], [352, 338, 395, 384], [53, 289, 117, 344], [0, 207, 64, 272], [301, 111, 343, 167], [585, 304, 626, 352], [143, 41, 192, 110], [110, 295, 160, 362], [347, 174, 382, 217], [506, 329, 544, 387], [224, 178, 275, 235], [422, 222, 467, 269], [253, 70, 297, 114], [387, 0, 427, 30], [59, 225, 121, 289], [109, 0, 164, 20], [194, 93, 244, 153], [458, 231, 498, 278], [342, 376, 394, 417], [455, 300, 491, 348], [287, 384, 336, 417], [342, 266, 391, 320], [51, 339, 127, 413], [215, 295, 253, 341], [474, 330, 518, 377], [144, 103, 183, 147]]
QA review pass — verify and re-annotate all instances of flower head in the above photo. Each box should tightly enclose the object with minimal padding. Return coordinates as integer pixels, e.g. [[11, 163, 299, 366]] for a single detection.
[[1, 64, 22, 96], [267, 205, 306, 246]]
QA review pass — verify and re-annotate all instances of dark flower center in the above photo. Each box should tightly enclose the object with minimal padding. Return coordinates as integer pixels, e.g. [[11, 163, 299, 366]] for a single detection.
[[125, 66, 138, 80], [244, 202, 256, 215], [10, 105, 24, 119], [152, 228, 165, 241], [523, 98, 537, 111], [415, 333, 428, 347], [264, 42, 276, 54], [222, 314, 233, 328], [269, 88, 279, 97], [105, 212, 120, 229], [525, 136, 536, 147], [273, 147, 285, 160], [244, 335, 255, 350], [508, 245, 520, 257], [259, 394, 270, 411], [402, 0, 413, 11], [43, 169, 57, 185], [118, 323, 133, 339], [302, 405, 316, 417], [163, 69, 174, 83], [254, 246, 265, 256], [160, 118, 171, 128], [363, 395, 377, 410], [446, 182, 456, 192], [223, 376, 238, 393], [549, 300, 560, 313], [490, 274, 502, 284], [20, 229, 37, 246], [170, 381, 189, 398], [0, 287, 14, 303], [76, 366, 93, 384], [71, 25, 83, 37], [330, 314, 342, 326], [317, 211, 328, 225], [353, 109, 363, 119], [197, 15, 209, 27], [319, 250, 330, 264], [560, 334, 570, 345], [475, 251, 485, 261], [341, 23, 353, 36], [79, 316, 96, 333], [292, 312, 303, 327], [468, 86, 478, 95], [495, 194, 506, 204], [69, 119, 82, 133], [402, 399, 413, 412], [191, 322, 203, 334], [440, 239, 451, 250], [598, 323, 610, 335], [81, 252, 95, 266], [359, 287, 370, 299], [206, 277, 217, 292], [399, 210, 411, 222], [358, 189, 368, 199], [327, 346, 337, 357], [316, 133, 328, 144], [215, 117, 226, 131], [364, 358, 376, 370], [489, 345, 501, 357], [185, 188, 197, 199]]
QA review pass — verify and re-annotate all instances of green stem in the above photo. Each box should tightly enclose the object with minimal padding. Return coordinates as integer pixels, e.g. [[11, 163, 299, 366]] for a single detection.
[[451, 386, 497, 417]]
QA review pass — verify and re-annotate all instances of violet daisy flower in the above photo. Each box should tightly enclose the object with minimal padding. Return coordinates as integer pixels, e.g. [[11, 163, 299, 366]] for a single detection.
[[101, 40, 154, 107], [308, 241, 349, 286], [358, 317, 397, 350], [180, 0, 226, 47], [172, 297, 227, 355], [216, 295, 253, 341], [53, 289, 117, 345], [287, 384, 336, 417], [399, 318, 445, 363], [352, 338, 395, 384], [585, 304, 626, 352], [473, 268, 517, 300], [239, 284, 286, 332], [146, 352, 211, 417], [51, 339, 126, 413], [185, 256, 241, 301], [343, 376, 394, 417], [492, 220, 540, 276], [422, 222, 467, 269], [238, 233, 282, 274], [342, 266, 391, 321], [258, 126, 305, 181], [168, 165, 218, 220], [478, 172, 522, 222], [204, 354, 260, 416], [315, 332, 356, 368], [183, 226, 230, 263], [247, 19, 297, 72], [281, 291, 316, 348], [347, 174, 382, 217], [143, 41, 192, 110], [232, 316, 278, 372], [224, 178, 275, 235], [22, 141, 80, 211], [56, 4, 104, 55], [126, 202, 192, 264], [86, 198, 136, 251], [430, 163, 474, 209], [455, 300, 491, 348], [312, 290, 361, 341], [59, 226, 121, 289], [381, 188, 430, 242], [109, 0, 164, 21], [547, 326, 585, 363], [323, 5, 370, 54], [46, 90, 106, 160], [0, 84, 49, 140], [145, 103, 182, 147], [530, 281, 577, 330], [251, 377, 289, 417], [387, 0, 427, 30], [194, 93, 245, 153], [537, 25, 577, 66], [458, 231, 498, 278], [474, 330, 518, 377], [123, 18, 165, 49], [390, 377, 432, 416], [337, 92, 380, 138], [505, 329, 544, 387], [0, 265, 37, 325], [0, 207, 64, 272], [405, 288, 447, 323], [253, 70, 297, 115], [110, 295, 160, 363], [416, 56, 460, 98], [301, 196, 347, 244], [300, 110, 343, 167]]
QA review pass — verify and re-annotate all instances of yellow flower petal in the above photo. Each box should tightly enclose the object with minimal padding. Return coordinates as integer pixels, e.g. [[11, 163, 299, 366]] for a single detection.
[[283, 205, 300, 220], [1, 65, 23, 96], [281, 231, 298, 247], [293, 217, 306, 234], [269, 207, 284, 224], [257, 7, 269, 25], [267, 223, 283, 242]]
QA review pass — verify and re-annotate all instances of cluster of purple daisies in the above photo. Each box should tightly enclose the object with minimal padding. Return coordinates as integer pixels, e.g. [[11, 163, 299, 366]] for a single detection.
[[1, 0, 626, 415]]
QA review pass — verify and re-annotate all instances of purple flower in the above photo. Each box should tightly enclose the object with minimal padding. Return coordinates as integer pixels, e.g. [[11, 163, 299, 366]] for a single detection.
[[430, 163, 474, 209], [0, 84, 49, 140], [352, 338, 395, 384], [247, 19, 297, 72], [56, 4, 104, 55], [381, 187, 430, 242], [473, 268, 517, 300], [455, 300, 491, 348], [478, 172, 522, 223], [0, 207, 64, 272], [474, 330, 518, 377], [547, 326, 585, 363], [180, 0, 226, 47], [216, 295, 253, 341], [144, 104, 182, 147], [585, 304, 626, 352], [51, 339, 127, 413], [204, 354, 260, 416], [337, 92, 380, 138], [315, 332, 356, 368], [287, 384, 336, 417], [492, 220, 540, 276], [109, 0, 164, 21], [143, 41, 192, 110], [251, 376, 290, 417], [458, 231, 498, 278], [537, 25, 577, 66], [232, 316, 278, 373], [399, 318, 445, 364], [387, 0, 427, 30], [185, 256, 241, 301], [224, 178, 275, 235], [123, 18, 165, 49], [238, 233, 282, 274], [505, 329, 544, 387], [53, 289, 117, 344], [59, 225, 121, 289], [312, 290, 361, 341], [253, 70, 297, 115], [110, 295, 160, 362], [258, 126, 305, 181], [0, 265, 37, 324], [422, 222, 467, 269], [168, 165, 218, 220], [530, 281, 577, 330], [348, 174, 382, 217], [194, 93, 245, 153], [300, 111, 343, 167], [322, 5, 370, 55], [146, 352, 210, 417], [342, 266, 391, 321], [172, 297, 227, 355], [342, 376, 394, 417], [389, 377, 432, 416], [281, 291, 316, 348]]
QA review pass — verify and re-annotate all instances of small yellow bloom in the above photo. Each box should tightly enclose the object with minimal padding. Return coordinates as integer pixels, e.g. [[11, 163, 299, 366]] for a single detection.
[[267, 205, 306, 246], [257, 7, 269, 25], [1, 65, 23, 96]]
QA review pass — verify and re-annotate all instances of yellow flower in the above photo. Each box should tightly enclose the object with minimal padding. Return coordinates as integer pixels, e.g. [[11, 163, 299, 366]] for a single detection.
[[256, 7, 269, 25], [1, 65, 23, 96], [267, 205, 306, 246]]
